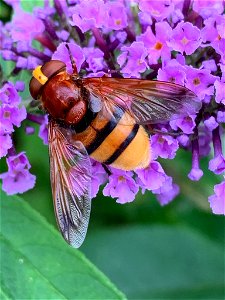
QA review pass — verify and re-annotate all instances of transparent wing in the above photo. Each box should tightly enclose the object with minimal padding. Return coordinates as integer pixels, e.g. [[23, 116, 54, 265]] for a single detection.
[[48, 120, 92, 248], [83, 77, 201, 125]]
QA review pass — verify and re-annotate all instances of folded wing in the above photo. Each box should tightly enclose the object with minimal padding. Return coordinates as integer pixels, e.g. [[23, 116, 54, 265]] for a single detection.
[[48, 120, 92, 248]]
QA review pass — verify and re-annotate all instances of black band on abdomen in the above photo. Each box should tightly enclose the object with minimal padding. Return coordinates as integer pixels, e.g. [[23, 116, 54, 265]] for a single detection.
[[74, 108, 97, 133], [103, 123, 139, 165], [86, 107, 124, 154]]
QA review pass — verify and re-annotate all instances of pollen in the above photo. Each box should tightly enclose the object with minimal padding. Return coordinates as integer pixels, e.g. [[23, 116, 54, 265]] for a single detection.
[[3, 111, 11, 118], [193, 77, 201, 85], [118, 175, 126, 182], [154, 41, 163, 50], [185, 116, 192, 122], [181, 37, 189, 45], [151, 9, 160, 16], [158, 137, 165, 144], [115, 19, 121, 25], [13, 157, 21, 165]]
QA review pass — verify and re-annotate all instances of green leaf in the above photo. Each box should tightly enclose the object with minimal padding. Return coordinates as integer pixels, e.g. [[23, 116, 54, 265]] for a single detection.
[[0, 0, 12, 23], [20, 1, 45, 12], [0, 57, 15, 80], [0, 190, 126, 300], [82, 225, 224, 299]]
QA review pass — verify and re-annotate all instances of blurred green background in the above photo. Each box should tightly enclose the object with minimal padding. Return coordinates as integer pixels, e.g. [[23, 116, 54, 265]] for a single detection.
[[0, 1, 224, 299]]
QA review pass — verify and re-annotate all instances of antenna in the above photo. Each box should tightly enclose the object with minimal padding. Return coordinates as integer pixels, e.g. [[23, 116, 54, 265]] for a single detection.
[[65, 43, 78, 75]]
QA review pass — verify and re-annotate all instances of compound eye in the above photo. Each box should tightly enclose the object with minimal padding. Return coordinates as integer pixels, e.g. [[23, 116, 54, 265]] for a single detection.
[[29, 60, 66, 100]]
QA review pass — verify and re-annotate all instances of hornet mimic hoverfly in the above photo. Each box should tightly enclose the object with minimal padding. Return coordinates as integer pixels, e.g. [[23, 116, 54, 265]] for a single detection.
[[29, 48, 200, 248]]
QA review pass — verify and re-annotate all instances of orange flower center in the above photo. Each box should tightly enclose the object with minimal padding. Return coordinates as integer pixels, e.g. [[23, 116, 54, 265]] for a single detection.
[[154, 41, 163, 50], [181, 37, 189, 45], [193, 78, 200, 85], [118, 176, 126, 182], [3, 111, 11, 118], [151, 9, 160, 16], [158, 137, 165, 143]]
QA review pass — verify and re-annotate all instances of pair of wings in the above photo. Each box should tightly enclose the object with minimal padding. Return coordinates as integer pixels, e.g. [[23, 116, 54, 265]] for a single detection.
[[48, 78, 200, 248]]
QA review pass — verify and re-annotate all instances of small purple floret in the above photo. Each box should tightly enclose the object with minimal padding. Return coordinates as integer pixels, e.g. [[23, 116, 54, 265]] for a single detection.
[[157, 59, 186, 85], [70, 0, 106, 33], [106, 2, 128, 30], [184, 66, 217, 102], [0, 105, 27, 134], [38, 115, 48, 145], [103, 169, 138, 204], [151, 131, 179, 160], [204, 116, 218, 131], [0, 134, 12, 158], [193, 0, 224, 19], [138, 0, 174, 21], [209, 155, 225, 175], [83, 47, 105, 72], [0, 152, 36, 195], [11, 8, 45, 42], [217, 111, 225, 123], [91, 161, 107, 199], [137, 22, 172, 64], [214, 80, 225, 105], [153, 177, 180, 205], [136, 161, 167, 192], [208, 180, 225, 215], [0, 82, 21, 106], [117, 42, 148, 77], [167, 22, 202, 55], [170, 115, 196, 134], [52, 42, 85, 74]]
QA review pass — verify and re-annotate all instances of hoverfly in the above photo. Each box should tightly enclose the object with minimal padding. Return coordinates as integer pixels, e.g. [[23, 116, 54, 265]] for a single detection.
[[29, 47, 200, 248]]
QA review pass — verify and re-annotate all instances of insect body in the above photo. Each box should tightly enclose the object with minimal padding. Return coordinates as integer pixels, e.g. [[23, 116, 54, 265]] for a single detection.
[[31, 62, 150, 170], [73, 105, 150, 170], [29, 58, 200, 248]]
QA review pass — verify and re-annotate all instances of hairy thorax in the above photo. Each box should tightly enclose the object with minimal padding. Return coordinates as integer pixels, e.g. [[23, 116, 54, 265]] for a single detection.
[[41, 72, 87, 125]]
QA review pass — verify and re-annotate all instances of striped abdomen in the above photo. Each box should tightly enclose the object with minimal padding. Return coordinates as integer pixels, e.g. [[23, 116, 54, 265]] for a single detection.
[[73, 107, 151, 170]]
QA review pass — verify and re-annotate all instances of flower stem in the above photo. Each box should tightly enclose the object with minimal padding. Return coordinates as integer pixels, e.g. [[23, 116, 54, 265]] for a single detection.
[[8, 144, 16, 157], [42, 19, 59, 41], [212, 126, 222, 157], [182, 0, 191, 17], [54, 0, 64, 17], [191, 132, 200, 170], [27, 113, 45, 125], [35, 34, 57, 52], [92, 27, 115, 70], [108, 39, 120, 52], [125, 27, 136, 43], [54, 0, 82, 44], [28, 47, 51, 62], [92, 28, 108, 55]]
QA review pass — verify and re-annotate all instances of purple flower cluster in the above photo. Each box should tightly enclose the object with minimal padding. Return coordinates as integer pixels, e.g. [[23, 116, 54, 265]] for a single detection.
[[0, 0, 224, 214], [0, 81, 36, 194], [0, 152, 36, 195]]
